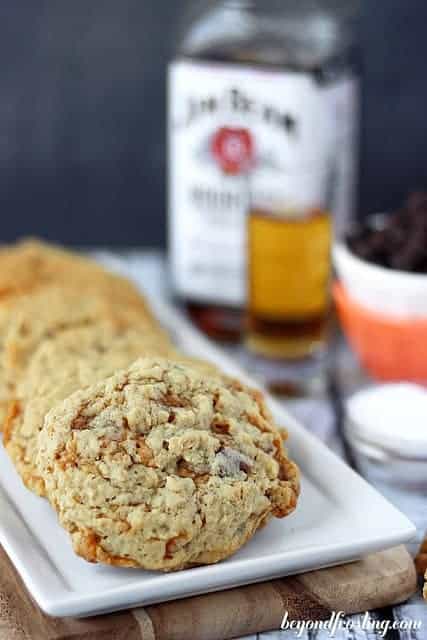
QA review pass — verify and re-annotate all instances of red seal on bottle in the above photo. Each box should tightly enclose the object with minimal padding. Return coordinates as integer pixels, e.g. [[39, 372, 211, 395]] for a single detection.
[[211, 126, 254, 175]]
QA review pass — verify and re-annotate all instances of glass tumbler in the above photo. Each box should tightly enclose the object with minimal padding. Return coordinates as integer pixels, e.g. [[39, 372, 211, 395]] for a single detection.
[[245, 165, 335, 394]]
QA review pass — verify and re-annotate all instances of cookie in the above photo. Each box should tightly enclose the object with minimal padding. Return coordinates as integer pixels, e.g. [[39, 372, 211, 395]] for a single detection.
[[0, 238, 157, 426], [415, 536, 427, 576], [4, 325, 176, 495], [37, 358, 299, 571], [415, 536, 427, 600], [0, 285, 162, 431], [0, 239, 152, 316], [0, 300, 23, 422], [2, 285, 161, 374]]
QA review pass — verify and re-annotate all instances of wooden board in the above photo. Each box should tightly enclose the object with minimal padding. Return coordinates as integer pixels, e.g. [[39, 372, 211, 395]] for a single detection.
[[0, 544, 417, 640]]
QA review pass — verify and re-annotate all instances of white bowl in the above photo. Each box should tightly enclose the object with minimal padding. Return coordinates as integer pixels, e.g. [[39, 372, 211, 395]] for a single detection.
[[333, 242, 427, 318]]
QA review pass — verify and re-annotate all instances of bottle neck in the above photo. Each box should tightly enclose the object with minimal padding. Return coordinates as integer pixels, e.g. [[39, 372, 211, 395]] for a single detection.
[[179, 0, 358, 70], [220, 0, 358, 17]]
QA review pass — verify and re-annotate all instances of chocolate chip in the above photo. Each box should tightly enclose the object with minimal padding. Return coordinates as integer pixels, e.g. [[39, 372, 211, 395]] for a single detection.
[[239, 460, 251, 474], [346, 191, 427, 273]]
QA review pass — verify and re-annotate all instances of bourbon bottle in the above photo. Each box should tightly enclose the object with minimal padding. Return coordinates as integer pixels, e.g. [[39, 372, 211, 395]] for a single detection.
[[168, 0, 359, 341]]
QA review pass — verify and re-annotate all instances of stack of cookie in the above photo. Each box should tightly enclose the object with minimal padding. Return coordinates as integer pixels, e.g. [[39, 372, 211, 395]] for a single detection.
[[0, 239, 299, 571]]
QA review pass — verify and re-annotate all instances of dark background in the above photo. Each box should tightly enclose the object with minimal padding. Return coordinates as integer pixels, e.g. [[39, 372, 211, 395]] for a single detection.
[[1, 1, 427, 247]]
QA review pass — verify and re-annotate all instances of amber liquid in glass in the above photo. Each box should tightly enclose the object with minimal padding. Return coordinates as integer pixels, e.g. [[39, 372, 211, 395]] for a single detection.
[[185, 302, 243, 342], [246, 207, 332, 359]]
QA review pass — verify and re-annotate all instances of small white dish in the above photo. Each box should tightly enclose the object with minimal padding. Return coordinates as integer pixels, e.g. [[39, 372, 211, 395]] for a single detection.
[[345, 384, 427, 489], [333, 241, 427, 318], [0, 255, 416, 618]]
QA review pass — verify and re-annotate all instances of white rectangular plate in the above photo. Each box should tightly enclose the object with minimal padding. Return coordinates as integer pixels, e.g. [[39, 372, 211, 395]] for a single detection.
[[0, 254, 416, 618]]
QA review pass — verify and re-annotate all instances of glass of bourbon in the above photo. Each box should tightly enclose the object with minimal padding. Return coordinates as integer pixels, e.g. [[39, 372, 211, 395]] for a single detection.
[[245, 174, 334, 395]]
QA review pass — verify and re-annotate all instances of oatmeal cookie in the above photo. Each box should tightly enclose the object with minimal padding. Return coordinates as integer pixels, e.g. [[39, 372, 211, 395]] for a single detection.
[[415, 536, 427, 600], [4, 325, 176, 495], [0, 238, 152, 316], [1, 285, 162, 375], [415, 536, 427, 576], [0, 299, 22, 422], [0, 285, 164, 431], [37, 358, 299, 571]]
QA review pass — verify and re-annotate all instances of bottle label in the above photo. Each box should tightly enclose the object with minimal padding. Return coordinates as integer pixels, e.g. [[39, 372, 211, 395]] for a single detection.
[[168, 59, 358, 306]]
